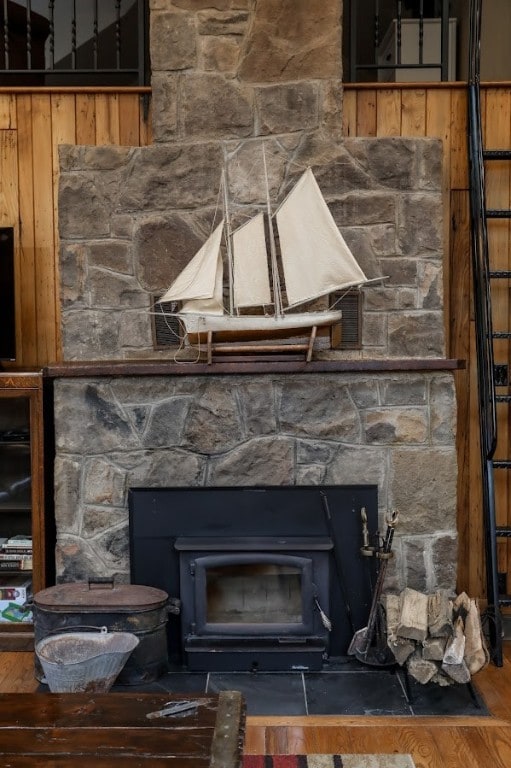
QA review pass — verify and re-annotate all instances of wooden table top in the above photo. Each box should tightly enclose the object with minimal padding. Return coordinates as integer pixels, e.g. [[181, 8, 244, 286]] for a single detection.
[[0, 691, 245, 767]]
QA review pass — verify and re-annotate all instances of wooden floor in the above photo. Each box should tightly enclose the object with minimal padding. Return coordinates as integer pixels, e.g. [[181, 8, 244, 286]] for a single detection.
[[2, 647, 511, 767]]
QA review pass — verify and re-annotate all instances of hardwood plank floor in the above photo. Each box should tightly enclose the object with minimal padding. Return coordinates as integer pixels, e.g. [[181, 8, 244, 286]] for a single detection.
[[2, 645, 511, 766]]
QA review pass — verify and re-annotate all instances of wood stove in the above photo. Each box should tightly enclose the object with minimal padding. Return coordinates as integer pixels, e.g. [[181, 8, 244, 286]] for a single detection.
[[129, 485, 378, 672], [176, 536, 333, 671]]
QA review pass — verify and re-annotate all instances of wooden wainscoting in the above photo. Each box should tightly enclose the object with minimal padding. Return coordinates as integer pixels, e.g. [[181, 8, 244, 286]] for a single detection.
[[0, 87, 151, 369]]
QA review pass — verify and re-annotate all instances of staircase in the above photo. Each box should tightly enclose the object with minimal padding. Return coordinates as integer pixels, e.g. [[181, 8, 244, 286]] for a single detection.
[[468, 0, 511, 666]]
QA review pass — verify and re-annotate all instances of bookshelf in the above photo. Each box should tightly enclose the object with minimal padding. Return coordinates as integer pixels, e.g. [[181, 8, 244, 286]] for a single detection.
[[0, 372, 46, 649]]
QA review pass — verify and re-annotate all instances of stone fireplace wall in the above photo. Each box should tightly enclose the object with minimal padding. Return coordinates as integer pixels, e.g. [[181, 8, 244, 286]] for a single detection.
[[52, 0, 458, 594], [54, 371, 457, 592]]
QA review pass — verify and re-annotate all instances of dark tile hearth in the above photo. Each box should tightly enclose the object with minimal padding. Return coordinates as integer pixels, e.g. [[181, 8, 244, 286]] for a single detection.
[[104, 657, 488, 717]]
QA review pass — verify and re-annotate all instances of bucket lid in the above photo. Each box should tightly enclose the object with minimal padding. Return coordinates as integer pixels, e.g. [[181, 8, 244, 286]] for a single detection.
[[33, 581, 168, 613]]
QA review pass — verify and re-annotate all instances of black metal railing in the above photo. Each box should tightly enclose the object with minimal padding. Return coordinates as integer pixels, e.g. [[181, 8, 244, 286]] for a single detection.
[[345, 0, 455, 83], [0, 0, 148, 85], [467, 0, 503, 666]]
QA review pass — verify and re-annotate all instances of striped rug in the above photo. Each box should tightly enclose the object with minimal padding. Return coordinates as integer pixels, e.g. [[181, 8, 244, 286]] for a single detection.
[[242, 757, 415, 768]]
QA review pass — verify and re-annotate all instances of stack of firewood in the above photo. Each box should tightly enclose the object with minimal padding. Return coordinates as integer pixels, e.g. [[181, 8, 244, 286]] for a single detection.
[[385, 588, 489, 685]]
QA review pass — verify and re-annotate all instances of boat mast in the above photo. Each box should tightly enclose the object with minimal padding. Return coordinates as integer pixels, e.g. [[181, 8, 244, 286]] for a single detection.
[[262, 146, 283, 317], [222, 167, 235, 316]]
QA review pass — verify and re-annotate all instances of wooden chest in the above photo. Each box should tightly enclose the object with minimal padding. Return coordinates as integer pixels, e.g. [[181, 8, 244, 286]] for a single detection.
[[0, 691, 245, 767]]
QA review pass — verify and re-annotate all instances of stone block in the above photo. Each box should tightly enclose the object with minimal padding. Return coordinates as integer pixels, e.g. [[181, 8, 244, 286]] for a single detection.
[[62, 310, 124, 360], [197, 10, 249, 35], [398, 193, 444, 256], [150, 11, 197, 71], [200, 35, 242, 72], [430, 534, 458, 591], [143, 397, 192, 447], [133, 213, 205, 293], [88, 241, 132, 274], [88, 269, 144, 309], [255, 82, 320, 135], [377, 258, 418, 287], [83, 458, 127, 506], [390, 448, 457, 534], [60, 243, 87, 307], [364, 408, 428, 445], [59, 175, 112, 238], [208, 436, 295, 485], [329, 192, 396, 227], [182, 384, 244, 453], [279, 377, 361, 440], [325, 445, 387, 497], [430, 376, 457, 445], [151, 73, 179, 142], [238, 0, 342, 82], [120, 144, 223, 210], [54, 457, 82, 534], [388, 312, 444, 357], [181, 73, 253, 138], [418, 261, 443, 309]]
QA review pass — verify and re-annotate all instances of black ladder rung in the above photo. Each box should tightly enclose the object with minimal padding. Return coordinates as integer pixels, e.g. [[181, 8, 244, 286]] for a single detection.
[[493, 460, 511, 469], [486, 209, 511, 219], [498, 595, 511, 607], [483, 149, 511, 161], [490, 270, 511, 278], [492, 332, 511, 339], [496, 527, 511, 537], [496, 395, 511, 403]]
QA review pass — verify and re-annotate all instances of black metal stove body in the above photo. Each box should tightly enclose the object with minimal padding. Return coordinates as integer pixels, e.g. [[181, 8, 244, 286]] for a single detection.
[[175, 536, 332, 671], [129, 485, 378, 671]]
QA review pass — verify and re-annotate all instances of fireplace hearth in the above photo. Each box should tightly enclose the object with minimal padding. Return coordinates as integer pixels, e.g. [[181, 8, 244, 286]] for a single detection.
[[129, 485, 378, 671]]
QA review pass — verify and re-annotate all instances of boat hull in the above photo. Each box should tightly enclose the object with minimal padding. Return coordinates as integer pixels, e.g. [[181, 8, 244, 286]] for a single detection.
[[175, 310, 343, 344]]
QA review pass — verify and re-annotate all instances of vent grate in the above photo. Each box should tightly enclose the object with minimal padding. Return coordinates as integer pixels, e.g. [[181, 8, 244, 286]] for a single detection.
[[330, 290, 361, 350], [151, 298, 182, 349]]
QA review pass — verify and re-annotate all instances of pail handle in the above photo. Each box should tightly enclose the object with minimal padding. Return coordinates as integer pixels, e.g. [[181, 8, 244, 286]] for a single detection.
[[88, 578, 114, 590]]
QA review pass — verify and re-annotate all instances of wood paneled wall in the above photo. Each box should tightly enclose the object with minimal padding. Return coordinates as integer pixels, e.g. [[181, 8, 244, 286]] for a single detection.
[[2, 82, 509, 600], [0, 87, 151, 369]]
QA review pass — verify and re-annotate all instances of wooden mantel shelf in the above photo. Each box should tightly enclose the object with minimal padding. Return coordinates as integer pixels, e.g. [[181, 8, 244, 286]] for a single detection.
[[44, 358, 465, 378]]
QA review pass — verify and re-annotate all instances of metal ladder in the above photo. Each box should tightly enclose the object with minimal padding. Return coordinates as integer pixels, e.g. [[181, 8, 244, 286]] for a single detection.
[[468, 0, 511, 666]]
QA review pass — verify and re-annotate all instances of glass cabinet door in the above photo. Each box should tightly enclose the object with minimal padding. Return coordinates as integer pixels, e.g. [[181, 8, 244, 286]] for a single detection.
[[0, 396, 33, 624]]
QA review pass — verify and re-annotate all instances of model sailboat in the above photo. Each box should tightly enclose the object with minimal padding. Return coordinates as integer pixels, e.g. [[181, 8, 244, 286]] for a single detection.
[[156, 166, 372, 347]]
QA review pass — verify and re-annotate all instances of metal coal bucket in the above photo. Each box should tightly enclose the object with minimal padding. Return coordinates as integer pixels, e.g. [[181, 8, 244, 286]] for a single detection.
[[35, 626, 139, 693]]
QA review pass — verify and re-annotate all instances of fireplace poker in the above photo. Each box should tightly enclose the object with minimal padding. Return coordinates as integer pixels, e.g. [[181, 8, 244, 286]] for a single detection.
[[319, 491, 355, 636], [347, 509, 398, 666]]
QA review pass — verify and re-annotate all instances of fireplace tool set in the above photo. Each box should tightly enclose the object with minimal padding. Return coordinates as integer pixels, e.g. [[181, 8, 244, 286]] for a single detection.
[[348, 508, 398, 667]]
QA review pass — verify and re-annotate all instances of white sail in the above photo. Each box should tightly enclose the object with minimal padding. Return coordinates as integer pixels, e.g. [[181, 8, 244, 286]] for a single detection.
[[232, 212, 272, 309], [158, 221, 225, 315], [276, 168, 368, 309]]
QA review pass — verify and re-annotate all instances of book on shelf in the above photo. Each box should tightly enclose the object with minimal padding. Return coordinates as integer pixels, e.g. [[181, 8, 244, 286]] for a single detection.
[[0, 548, 33, 555], [0, 558, 32, 571], [0, 552, 32, 561], [0, 575, 32, 601], [2, 534, 32, 550]]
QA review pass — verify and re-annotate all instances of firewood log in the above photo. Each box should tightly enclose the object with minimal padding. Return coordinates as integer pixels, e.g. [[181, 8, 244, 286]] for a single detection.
[[463, 598, 489, 675], [385, 593, 415, 666], [452, 592, 471, 622], [443, 616, 466, 665], [422, 636, 448, 661], [407, 650, 438, 684], [396, 587, 428, 642], [428, 590, 453, 638], [441, 658, 471, 684]]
